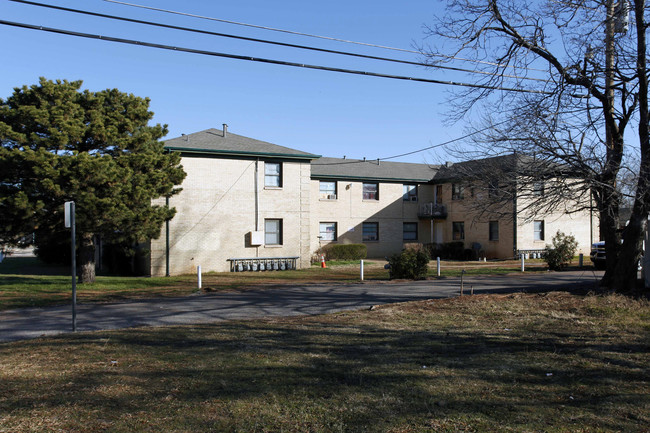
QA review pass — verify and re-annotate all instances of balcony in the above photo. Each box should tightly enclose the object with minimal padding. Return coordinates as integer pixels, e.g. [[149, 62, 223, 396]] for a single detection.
[[418, 202, 447, 219]]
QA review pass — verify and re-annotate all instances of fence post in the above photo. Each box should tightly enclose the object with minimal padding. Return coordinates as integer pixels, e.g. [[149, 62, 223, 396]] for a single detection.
[[520, 254, 525, 272], [460, 269, 465, 296], [437, 257, 441, 277], [360, 259, 364, 281], [197, 265, 202, 290]]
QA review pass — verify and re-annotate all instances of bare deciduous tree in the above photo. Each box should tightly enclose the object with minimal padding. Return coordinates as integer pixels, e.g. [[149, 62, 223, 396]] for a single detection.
[[422, 0, 649, 291]]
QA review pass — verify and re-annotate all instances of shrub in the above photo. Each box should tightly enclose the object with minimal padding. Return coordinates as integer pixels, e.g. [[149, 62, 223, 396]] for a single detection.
[[320, 243, 367, 261], [544, 231, 578, 271], [388, 248, 430, 280], [425, 242, 465, 260]]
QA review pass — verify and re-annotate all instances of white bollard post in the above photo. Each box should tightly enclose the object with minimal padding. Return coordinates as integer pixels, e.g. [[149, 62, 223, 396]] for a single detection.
[[520, 255, 525, 272], [197, 265, 202, 289], [360, 259, 364, 281], [437, 257, 441, 277]]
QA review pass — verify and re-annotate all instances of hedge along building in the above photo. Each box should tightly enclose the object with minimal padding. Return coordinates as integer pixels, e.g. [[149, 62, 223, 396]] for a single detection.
[[150, 127, 598, 276]]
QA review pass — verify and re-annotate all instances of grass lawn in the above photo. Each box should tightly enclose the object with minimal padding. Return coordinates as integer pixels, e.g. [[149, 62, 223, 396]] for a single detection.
[[1, 256, 581, 310], [0, 292, 648, 432]]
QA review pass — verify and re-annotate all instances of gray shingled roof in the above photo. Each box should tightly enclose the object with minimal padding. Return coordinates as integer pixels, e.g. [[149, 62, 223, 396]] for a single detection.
[[164, 128, 321, 160], [311, 157, 439, 183]]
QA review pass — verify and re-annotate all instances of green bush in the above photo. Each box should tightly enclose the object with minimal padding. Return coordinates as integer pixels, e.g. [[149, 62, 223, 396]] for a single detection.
[[320, 244, 367, 261], [544, 231, 578, 271], [388, 248, 430, 280]]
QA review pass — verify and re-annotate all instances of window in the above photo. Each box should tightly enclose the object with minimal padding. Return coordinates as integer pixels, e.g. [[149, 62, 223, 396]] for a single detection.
[[319, 222, 337, 241], [403, 184, 417, 201], [363, 183, 379, 200], [489, 221, 499, 241], [264, 162, 282, 187], [533, 181, 545, 197], [452, 222, 465, 240], [403, 222, 418, 241], [319, 181, 337, 200], [452, 183, 464, 200], [435, 185, 443, 204], [534, 220, 545, 241], [488, 179, 499, 198], [362, 222, 379, 241], [264, 219, 282, 245]]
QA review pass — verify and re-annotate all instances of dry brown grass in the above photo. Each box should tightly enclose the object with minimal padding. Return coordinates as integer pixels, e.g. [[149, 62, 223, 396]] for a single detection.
[[1, 292, 648, 432]]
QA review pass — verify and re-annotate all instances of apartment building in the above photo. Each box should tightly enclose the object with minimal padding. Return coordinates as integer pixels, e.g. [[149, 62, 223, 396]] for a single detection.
[[149, 128, 597, 276]]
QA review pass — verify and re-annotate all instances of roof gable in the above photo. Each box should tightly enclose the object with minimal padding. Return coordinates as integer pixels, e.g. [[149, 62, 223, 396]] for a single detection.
[[164, 128, 321, 160]]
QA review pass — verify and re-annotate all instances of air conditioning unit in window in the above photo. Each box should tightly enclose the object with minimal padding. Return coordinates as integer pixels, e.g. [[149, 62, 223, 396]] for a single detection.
[[327, 194, 337, 200], [409, 196, 418, 202]]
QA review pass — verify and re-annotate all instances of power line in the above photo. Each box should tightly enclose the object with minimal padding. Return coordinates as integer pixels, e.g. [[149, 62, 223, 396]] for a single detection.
[[311, 120, 512, 164], [103, 0, 548, 73], [0, 19, 554, 95], [9, 0, 547, 83]]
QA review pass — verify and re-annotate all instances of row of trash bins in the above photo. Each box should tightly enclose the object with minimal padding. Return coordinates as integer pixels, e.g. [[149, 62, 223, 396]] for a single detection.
[[228, 257, 299, 272]]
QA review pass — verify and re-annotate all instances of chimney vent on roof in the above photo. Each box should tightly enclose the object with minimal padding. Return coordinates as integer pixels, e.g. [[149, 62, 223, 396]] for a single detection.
[[223, 123, 228, 137], [445, 161, 453, 167]]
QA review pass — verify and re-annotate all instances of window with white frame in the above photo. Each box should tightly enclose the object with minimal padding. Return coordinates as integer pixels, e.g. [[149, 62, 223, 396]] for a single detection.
[[452, 221, 465, 240], [403, 222, 418, 241], [533, 181, 545, 197], [319, 181, 337, 200], [403, 184, 418, 201], [319, 222, 337, 241], [264, 219, 282, 245], [489, 221, 499, 241], [363, 183, 379, 200], [534, 220, 545, 241], [264, 162, 282, 187], [362, 222, 379, 241]]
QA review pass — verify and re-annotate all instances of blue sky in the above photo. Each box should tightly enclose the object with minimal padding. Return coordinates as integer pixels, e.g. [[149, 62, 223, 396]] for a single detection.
[[1, 0, 472, 164]]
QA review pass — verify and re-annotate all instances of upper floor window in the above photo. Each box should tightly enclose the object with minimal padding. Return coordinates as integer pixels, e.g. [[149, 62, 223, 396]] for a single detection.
[[488, 179, 499, 198], [403, 184, 418, 201], [264, 162, 282, 187], [534, 220, 545, 241], [363, 183, 379, 200], [533, 181, 545, 197], [452, 183, 464, 200], [319, 181, 337, 200]]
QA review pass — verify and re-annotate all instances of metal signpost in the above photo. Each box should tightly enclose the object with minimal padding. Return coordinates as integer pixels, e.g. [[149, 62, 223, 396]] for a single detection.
[[64, 201, 77, 331]]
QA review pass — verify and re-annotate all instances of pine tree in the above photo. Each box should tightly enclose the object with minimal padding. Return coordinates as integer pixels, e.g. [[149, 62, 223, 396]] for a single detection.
[[0, 78, 186, 282]]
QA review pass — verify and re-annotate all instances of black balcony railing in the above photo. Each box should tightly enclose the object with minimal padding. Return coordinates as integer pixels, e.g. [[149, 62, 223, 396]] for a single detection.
[[418, 203, 447, 219]]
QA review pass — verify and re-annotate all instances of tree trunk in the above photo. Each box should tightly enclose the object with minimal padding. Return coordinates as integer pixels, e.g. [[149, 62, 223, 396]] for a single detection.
[[612, 210, 645, 291], [79, 232, 96, 283]]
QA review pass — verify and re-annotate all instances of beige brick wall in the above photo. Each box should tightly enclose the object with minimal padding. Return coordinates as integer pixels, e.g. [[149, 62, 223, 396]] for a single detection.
[[151, 156, 311, 276], [310, 180, 435, 258]]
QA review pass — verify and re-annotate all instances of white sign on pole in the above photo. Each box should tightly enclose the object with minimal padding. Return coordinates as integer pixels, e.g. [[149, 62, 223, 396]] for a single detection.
[[64, 201, 73, 228]]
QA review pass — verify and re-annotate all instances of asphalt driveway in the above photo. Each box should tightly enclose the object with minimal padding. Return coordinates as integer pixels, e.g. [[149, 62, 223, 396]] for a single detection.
[[0, 270, 602, 343]]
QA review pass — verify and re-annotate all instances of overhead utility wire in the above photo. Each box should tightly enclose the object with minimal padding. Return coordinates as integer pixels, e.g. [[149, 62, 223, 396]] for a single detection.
[[0, 20, 554, 95], [316, 120, 511, 165], [103, 0, 547, 73], [10, 0, 546, 82]]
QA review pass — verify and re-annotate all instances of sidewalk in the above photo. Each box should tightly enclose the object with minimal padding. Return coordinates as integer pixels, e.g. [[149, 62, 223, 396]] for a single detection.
[[0, 270, 602, 343]]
